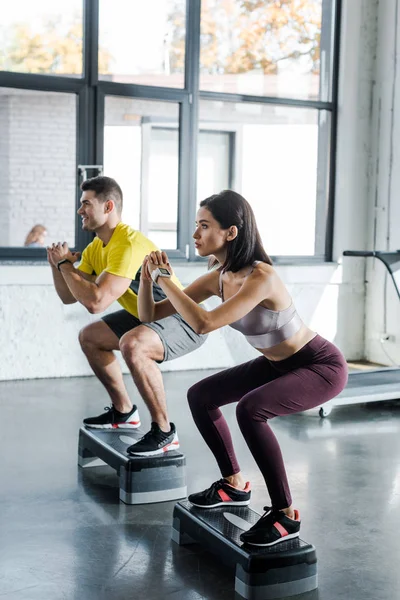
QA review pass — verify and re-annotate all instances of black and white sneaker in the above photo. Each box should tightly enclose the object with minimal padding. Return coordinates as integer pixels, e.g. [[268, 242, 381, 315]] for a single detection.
[[127, 422, 180, 456], [240, 506, 301, 547], [188, 479, 251, 508], [83, 405, 141, 430]]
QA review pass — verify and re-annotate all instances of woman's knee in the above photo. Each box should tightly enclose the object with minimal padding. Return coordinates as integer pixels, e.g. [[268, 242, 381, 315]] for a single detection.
[[236, 395, 259, 424], [187, 381, 202, 409], [187, 380, 214, 413]]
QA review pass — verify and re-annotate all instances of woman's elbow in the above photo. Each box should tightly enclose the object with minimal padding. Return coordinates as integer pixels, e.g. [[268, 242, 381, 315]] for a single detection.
[[139, 311, 154, 323], [196, 318, 213, 335]]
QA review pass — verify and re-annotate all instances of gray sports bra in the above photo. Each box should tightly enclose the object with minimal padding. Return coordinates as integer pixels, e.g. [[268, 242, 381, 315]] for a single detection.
[[219, 262, 303, 349]]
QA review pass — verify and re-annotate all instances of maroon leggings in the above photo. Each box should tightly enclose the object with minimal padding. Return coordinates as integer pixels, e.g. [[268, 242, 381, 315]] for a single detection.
[[187, 335, 348, 509]]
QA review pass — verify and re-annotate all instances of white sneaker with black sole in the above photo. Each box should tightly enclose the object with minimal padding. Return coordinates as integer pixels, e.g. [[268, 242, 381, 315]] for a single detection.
[[83, 405, 141, 429], [127, 422, 179, 456]]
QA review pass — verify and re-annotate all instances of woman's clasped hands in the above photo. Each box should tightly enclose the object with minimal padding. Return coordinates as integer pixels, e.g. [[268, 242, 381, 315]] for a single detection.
[[141, 250, 173, 282]]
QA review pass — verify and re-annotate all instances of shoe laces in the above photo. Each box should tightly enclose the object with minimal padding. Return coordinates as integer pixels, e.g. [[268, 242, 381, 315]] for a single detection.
[[250, 506, 282, 530], [204, 479, 226, 500], [138, 423, 168, 444]]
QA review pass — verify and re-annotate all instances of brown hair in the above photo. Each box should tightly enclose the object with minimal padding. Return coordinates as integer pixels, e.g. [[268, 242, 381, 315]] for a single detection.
[[200, 190, 272, 273], [81, 176, 123, 214]]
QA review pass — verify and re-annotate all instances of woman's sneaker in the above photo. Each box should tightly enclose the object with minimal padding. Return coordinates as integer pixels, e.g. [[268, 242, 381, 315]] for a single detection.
[[188, 479, 251, 508], [83, 405, 141, 429], [240, 507, 301, 547], [127, 422, 180, 456]]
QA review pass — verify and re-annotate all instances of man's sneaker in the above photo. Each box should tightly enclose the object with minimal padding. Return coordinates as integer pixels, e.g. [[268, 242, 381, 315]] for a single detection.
[[127, 422, 179, 456], [83, 405, 141, 430], [188, 479, 251, 508], [240, 506, 301, 547]]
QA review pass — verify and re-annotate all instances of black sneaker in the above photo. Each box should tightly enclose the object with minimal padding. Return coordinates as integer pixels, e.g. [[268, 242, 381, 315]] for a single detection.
[[127, 422, 179, 456], [240, 506, 301, 547], [188, 479, 251, 508], [83, 405, 141, 430]]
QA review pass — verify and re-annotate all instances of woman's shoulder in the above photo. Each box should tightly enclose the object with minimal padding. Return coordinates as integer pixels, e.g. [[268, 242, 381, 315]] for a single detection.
[[252, 261, 276, 278]]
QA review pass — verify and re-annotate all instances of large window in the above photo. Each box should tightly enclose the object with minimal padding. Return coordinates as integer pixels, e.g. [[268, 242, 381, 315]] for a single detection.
[[0, 0, 340, 261]]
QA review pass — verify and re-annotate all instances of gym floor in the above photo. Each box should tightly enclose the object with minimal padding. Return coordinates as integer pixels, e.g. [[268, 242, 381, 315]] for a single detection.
[[1, 370, 399, 600]]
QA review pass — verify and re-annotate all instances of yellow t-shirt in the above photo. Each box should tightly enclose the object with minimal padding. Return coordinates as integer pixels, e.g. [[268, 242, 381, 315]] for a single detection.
[[77, 222, 182, 317]]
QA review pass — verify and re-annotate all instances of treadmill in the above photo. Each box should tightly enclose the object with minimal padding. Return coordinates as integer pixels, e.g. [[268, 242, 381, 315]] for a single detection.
[[319, 250, 400, 417]]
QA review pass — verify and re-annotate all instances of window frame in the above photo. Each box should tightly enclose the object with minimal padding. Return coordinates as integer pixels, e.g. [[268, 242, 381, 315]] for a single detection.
[[0, 0, 341, 263]]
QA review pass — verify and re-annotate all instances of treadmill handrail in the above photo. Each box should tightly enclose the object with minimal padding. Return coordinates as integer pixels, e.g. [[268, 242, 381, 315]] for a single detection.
[[343, 249, 400, 302], [343, 251, 376, 257]]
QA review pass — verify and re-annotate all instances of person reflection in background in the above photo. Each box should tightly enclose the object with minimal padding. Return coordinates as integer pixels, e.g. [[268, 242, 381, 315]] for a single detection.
[[24, 224, 48, 248]]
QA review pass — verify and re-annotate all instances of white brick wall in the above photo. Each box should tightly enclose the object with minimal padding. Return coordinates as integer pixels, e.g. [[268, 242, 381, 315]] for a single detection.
[[0, 89, 76, 247]]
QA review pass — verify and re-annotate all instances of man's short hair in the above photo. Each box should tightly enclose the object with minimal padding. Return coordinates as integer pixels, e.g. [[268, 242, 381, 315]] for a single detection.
[[81, 176, 123, 214]]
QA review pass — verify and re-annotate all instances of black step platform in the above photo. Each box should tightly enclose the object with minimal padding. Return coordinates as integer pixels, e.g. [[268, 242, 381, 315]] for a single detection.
[[172, 501, 317, 600], [78, 427, 187, 505]]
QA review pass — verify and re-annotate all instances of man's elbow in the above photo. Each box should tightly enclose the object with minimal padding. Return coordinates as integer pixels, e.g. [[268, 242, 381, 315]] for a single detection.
[[86, 299, 108, 314], [61, 297, 77, 305]]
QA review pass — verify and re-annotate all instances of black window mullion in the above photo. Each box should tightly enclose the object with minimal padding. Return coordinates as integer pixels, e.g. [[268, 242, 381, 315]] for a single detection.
[[0, 72, 84, 94], [325, 0, 342, 261], [75, 0, 100, 251], [184, 0, 201, 261], [199, 90, 333, 111]]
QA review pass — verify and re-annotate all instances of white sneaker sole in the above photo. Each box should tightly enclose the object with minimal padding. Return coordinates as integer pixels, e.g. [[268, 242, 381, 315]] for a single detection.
[[244, 531, 300, 547], [84, 411, 141, 430], [190, 499, 250, 509], [85, 421, 141, 430], [128, 435, 180, 456]]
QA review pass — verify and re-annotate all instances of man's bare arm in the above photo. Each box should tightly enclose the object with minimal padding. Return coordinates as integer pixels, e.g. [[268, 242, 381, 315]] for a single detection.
[[57, 262, 130, 313], [47, 248, 95, 304]]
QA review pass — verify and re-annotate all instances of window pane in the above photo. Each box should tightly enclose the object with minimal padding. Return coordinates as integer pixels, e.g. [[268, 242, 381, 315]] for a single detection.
[[197, 131, 231, 201], [104, 97, 180, 249], [200, 0, 325, 100], [99, 0, 186, 88], [199, 100, 321, 256], [0, 88, 77, 248], [0, 0, 83, 76]]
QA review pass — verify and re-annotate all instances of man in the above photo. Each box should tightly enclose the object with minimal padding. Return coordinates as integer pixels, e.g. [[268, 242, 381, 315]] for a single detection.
[[47, 176, 206, 456]]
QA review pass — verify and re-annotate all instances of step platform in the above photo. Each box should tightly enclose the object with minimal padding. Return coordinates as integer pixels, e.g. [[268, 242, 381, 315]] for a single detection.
[[172, 501, 317, 600], [78, 427, 187, 505]]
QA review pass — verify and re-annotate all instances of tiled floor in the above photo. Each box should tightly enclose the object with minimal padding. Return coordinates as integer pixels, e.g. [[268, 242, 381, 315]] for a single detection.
[[1, 371, 399, 599]]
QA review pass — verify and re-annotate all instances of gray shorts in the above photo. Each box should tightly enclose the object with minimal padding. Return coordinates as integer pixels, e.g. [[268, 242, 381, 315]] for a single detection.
[[102, 310, 207, 363]]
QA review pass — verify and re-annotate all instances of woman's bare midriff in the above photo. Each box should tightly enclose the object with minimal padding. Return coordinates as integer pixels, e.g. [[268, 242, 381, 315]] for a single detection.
[[257, 324, 317, 362]]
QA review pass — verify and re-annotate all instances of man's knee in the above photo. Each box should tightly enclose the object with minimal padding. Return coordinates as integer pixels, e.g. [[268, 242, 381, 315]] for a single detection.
[[79, 321, 119, 353], [79, 324, 94, 352], [119, 332, 139, 360], [120, 327, 163, 363]]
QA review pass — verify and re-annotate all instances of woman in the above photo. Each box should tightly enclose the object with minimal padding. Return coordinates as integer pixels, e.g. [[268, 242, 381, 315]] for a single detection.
[[138, 190, 348, 547], [24, 224, 47, 248]]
